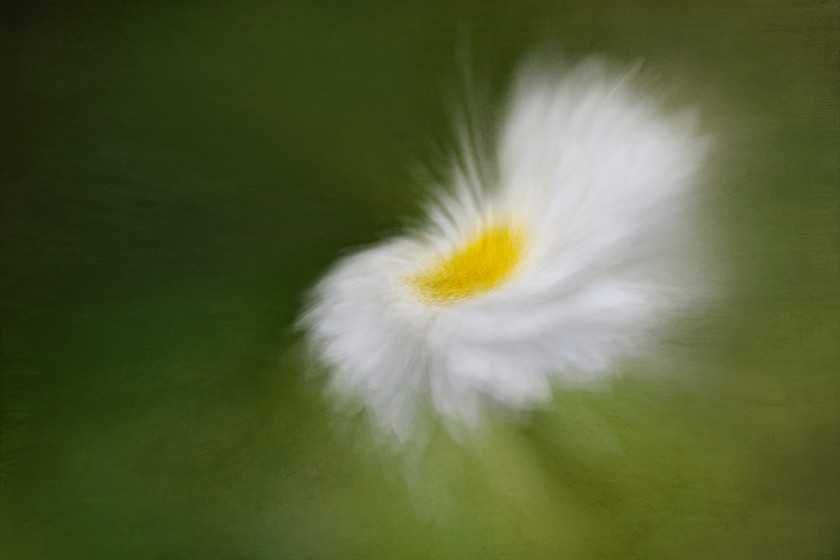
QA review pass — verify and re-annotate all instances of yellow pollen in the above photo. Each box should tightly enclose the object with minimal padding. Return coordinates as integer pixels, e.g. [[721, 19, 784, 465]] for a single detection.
[[409, 222, 526, 304]]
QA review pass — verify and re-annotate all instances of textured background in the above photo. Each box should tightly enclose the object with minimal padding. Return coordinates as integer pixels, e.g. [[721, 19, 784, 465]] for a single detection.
[[2, 1, 839, 558]]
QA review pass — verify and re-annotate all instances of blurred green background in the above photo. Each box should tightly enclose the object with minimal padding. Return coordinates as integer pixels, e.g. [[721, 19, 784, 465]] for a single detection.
[[2, 1, 838, 558]]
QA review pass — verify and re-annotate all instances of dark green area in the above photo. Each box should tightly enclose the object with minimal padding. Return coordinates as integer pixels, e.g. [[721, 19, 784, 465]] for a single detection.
[[2, 1, 838, 558]]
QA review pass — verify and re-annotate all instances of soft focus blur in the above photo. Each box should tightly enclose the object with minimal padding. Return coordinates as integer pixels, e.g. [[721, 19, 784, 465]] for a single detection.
[[2, 1, 838, 558]]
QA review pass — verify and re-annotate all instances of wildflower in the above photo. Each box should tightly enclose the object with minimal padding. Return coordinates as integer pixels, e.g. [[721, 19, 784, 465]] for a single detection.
[[299, 57, 710, 443]]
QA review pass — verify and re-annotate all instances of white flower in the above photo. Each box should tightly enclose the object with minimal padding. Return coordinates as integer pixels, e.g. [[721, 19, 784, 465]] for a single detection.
[[299, 57, 711, 443]]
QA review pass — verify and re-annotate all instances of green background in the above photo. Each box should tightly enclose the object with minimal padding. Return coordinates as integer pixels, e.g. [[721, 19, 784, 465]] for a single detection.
[[2, 1, 838, 558]]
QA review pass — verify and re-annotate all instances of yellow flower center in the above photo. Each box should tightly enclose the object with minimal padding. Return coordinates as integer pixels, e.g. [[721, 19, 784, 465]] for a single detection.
[[409, 222, 527, 304]]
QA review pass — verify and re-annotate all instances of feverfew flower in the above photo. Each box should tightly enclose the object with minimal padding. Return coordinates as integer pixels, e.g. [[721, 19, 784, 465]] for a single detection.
[[299, 57, 711, 443]]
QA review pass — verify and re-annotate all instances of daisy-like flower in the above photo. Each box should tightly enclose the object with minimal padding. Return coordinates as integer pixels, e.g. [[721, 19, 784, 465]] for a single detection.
[[299, 57, 710, 444]]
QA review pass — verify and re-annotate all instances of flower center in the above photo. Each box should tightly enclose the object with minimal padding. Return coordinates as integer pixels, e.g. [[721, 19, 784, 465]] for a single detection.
[[409, 222, 526, 304]]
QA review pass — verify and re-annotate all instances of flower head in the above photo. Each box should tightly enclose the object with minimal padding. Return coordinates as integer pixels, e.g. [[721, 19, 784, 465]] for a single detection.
[[299, 57, 710, 443]]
